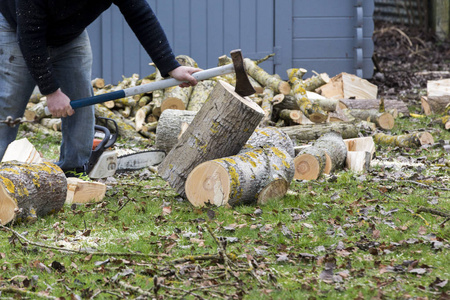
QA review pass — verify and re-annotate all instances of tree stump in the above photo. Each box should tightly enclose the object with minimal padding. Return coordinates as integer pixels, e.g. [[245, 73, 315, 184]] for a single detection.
[[0, 162, 67, 225], [185, 147, 294, 207], [158, 81, 265, 196]]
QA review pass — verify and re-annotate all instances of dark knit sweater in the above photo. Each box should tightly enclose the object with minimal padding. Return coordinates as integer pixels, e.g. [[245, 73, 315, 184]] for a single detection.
[[0, 0, 180, 95]]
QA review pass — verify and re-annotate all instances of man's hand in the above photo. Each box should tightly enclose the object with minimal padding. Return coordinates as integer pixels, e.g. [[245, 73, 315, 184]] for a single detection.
[[169, 66, 202, 88], [46, 89, 74, 117]]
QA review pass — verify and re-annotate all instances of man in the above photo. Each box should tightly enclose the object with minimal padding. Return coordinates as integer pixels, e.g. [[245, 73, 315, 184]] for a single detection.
[[0, 0, 200, 179]]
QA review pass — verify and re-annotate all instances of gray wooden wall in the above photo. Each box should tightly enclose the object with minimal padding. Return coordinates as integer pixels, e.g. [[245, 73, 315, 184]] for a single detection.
[[88, 0, 374, 84]]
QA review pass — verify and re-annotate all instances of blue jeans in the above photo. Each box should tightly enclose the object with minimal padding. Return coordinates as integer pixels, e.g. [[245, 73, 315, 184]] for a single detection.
[[0, 12, 95, 171]]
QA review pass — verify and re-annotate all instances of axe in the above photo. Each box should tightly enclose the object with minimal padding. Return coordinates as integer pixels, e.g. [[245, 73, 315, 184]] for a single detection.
[[45, 49, 255, 115]]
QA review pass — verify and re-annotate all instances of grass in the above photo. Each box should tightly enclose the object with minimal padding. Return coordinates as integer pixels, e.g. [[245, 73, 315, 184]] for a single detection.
[[0, 114, 449, 299]]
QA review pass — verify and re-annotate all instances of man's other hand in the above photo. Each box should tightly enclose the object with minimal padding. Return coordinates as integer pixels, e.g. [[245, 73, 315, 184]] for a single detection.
[[46, 89, 75, 117]]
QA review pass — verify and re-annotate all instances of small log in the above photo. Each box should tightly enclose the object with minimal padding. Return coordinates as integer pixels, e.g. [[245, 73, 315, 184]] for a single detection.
[[432, 115, 450, 130], [187, 80, 217, 111], [280, 122, 359, 142], [138, 95, 151, 107], [0, 162, 67, 225], [427, 78, 450, 113], [155, 109, 197, 153], [279, 109, 314, 125], [293, 146, 327, 180], [260, 87, 274, 126], [302, 73, 330, 91], [24, 99, 47, 122], [316, 72, 378, 99], [314, 131, 347, 174], [40, 118, 61, 131], [65, 178, 107, 205], [91, 78, 105, 89], [135, 104, 153, 132], [374, 132, 435, 148], [244, 58, 291, 95], [158, 81, 265, 197], [241, 126, 295, 158], [421, 96, 432, 116], [149, 66, 165, 117], [185, 147, 294, 207], [161, 55, 197, 112], [290, 76, 328, 123], [347, 109, 395, 130], [339, 98, 409, 116]]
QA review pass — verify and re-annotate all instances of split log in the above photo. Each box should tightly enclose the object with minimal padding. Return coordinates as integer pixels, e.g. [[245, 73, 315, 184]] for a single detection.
[[426, 78, 450, 113], [187, 80, 217, 112], [135, 104, 153, 132], [244, 58, 291, 95], [347, 109, 395, 130], [313, 131, 347, 174], [293, 146, 327, 180], [0, 162, 67, 225], [185, 147, 294, 207], [280, 122, 359, 142], [344, 137, 375, 155], [65, 178, 106, 205], [158, 81, 265, 197], [155, 109, 197, 153], [374, 132, 435, 148], [421, 96, 432, 116], [161, 55, 197, 112], [316, 72, 378, 100], [1, 138, 43, 164], [339, 99, 409, 116], [241, 126, 295, 158], [346, 151, 372, 173]]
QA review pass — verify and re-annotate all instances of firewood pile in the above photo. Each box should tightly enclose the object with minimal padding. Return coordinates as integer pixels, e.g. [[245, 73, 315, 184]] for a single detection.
[[19, 53, 447, 208]]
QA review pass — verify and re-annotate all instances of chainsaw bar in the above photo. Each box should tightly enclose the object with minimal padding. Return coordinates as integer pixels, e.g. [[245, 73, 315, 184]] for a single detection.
[[116, 150, 165, 172]]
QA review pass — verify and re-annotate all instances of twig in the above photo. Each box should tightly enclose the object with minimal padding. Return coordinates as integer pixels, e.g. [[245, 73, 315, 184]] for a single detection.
[[0, 224, 160, 258], [416, 207, 450, 219], [403, 180, 450, 191], [255, 53, 275, 65], [159, 283, 206, 300], [117, 281, 153, 297], [90, 289, 123, 299], [0, 287, 56, 299]]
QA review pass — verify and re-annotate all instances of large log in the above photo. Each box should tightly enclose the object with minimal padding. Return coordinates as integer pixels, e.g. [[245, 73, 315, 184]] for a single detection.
[[158, 81, 265, 196], [280, 122, 359, 143], [374, 132, 434, 148], [155, 109, 198, 153], [185, 147, 294, 207], [313, 131, 347, 174], [186, 80, 217, 112], [347, 109, 395, 130], [241, 126, 295, 158], [0, 162, 67, 225]]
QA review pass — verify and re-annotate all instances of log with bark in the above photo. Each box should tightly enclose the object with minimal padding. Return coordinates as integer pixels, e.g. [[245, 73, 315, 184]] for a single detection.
[[155, 109, 197, 153], [280, 122, 359, 142], [244, 58, 291, 95], [344, 137, 375, 172], [158, 81, 265, 196], [374, 132, 435, 148], [347, 109, 395, 130], [0, 162, 67, 225], [293, 146, 327, 180], [185, 146, 294, 207], [313, 131, 347, 174], [339, 98, 409, 116], [187, 80, 217, 112], [260, 87, 274, 126], [432, 115, 450, 130], [241, 126, 295, 158]]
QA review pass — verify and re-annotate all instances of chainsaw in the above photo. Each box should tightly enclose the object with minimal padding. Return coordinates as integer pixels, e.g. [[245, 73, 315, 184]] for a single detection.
[[86, 117, 165, 179]]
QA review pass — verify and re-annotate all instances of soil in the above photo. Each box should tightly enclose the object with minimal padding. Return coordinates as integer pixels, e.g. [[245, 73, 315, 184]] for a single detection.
[[369, 21, 450, 108]]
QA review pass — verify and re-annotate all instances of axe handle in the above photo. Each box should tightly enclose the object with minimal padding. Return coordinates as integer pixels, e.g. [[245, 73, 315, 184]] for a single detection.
[[45, 63, 235, 115]]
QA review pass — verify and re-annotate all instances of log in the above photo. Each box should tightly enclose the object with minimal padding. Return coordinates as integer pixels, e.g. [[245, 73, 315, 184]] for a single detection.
[[91, 78, 105, 89], [293, 146, 327, 180], [280, 122, 359, 142], [185, 146, 294, 207], [346, 151, 372, 173], [135, 104, 153, 132], [426, 78, 450, 113], [260, 87, 274, 126], [158, 81, 265, 197], [40, 117, 62, 131], [186, 80, 217, 112], [432, 115, 450, 130], [241, 126, 295, 158], [161, 55, 197, 112], [290, 75, 328, 123], [279, 109, 314, 125], [155, 109, 197, 153], [339, 99, 409, 116], [24, 99, 47, 122], [313, 131, 347, 174], [344, 137, 375, 156], [65, 178, 107, 205], [0, 162, 67, 225], [302, 73, 330, 91], [149, 66, 165, 117], [316, 72, 378, 99], [1, 138, 43, 164], [244, 58, 291, 95], [347, 109, 395, 130], [374, 132, 435, 148]]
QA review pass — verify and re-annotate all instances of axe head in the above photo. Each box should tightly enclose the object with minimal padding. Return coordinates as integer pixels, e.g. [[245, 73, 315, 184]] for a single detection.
[[230, 49, 256, 97]]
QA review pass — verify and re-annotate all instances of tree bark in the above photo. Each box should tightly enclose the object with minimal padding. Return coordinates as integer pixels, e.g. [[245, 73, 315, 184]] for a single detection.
[[158, 81, 265, 197], [313, 131, 347, 174], [347, 109, 395, 130], [339, 99, 409, 115], [186, 80, 217, 112], [280, 122, 359, 143], [0, 162, 67, 225], [374, 132, 435, 148], [185, 147, 294, 207], [241, 126, 295, 158], [244, 58, 291, 95], [155, 109, 197, 153]]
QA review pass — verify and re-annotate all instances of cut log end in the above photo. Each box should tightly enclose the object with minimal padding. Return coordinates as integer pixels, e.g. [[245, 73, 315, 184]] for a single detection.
[[279, 82, 291, 95], [378, 112, 395, 130], [0, 186, 19, 225], [257, 179, 289, 205], [161, 98, 185, 112], [185, 161, 231, 207], [308, 112, 328, 123], [294, 154, 322, 180], [419, 132, 434, 145]]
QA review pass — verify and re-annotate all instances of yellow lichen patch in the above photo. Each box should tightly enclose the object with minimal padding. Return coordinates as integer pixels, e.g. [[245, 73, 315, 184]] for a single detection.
[[0, 176, 16, 196], [270, 147, 291, 169], [221, 157, 236, 165], [228, 166, 242, 200]]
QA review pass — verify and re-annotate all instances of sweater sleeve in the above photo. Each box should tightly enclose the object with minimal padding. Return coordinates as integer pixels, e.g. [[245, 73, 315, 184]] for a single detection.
[[113, 0, 180, 77], [16, 0, 60, 95]]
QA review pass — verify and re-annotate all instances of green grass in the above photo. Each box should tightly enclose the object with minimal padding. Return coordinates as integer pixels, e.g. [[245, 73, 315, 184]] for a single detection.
[[0, 115, 449, 299]]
